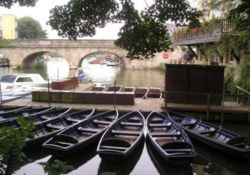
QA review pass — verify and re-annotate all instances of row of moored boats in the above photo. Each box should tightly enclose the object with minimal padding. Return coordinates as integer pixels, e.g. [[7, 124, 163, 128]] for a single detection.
[[90, 85, 162, 99], [0, 105, 250, 162]]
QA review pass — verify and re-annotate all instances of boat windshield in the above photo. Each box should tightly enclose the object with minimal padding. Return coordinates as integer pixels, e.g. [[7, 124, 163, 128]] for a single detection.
[[0, 75, 16, 83]]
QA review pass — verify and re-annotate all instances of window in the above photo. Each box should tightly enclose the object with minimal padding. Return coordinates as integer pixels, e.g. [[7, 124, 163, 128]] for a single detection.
[[16, 77, 33, 82], [0, 75, 16, 83]]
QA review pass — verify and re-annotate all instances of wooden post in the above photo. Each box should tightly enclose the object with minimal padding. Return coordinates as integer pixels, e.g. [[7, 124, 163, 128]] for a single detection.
[[113, 80, 116, 110], [206, 93, 210, 121]]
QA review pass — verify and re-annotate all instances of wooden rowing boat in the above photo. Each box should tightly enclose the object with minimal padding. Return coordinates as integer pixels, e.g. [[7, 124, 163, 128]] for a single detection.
[[146, 111, 196, 163], [42, 110, 118, 155], [26, 108, 95, 146], [135, 87, 148, 98], [0, 105, 31, 113], [97, 111, 145, 160], [0, 106, 54, 126], [147, 88, 162, 98], [167, 111, 250, 159], [2, 108, 74, 127]]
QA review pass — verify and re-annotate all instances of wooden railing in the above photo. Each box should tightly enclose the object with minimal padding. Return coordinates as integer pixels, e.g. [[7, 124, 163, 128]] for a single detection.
[[236, 86, 250, 106]]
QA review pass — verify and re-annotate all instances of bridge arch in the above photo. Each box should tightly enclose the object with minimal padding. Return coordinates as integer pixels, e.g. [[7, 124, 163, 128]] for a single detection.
[[78, 50, 125, 67], [0, 39, 127, 68]]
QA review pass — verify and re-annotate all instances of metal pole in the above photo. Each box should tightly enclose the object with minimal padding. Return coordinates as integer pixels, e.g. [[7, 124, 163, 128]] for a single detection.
[[48, 78, 50, 107], [113, 79, 116, 110]]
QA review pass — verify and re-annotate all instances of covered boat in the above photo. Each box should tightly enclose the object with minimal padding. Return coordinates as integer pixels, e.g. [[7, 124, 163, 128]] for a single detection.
[[97, 111, 145, 160], [147, 88, 162, 98], [146, 111, 196, 162], [168, 111, 250, 159], [42, 110, 118, 155], [135, 87, 149, 98]]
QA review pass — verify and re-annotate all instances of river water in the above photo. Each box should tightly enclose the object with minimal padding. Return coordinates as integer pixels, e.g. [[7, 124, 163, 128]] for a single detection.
[[1, 58, 250, 175]]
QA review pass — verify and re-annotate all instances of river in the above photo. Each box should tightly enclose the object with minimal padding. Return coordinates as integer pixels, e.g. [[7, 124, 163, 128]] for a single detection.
[[0, 57, 165, 88]]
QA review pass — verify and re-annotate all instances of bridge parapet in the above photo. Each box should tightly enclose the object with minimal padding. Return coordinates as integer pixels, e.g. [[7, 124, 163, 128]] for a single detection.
[[8, 39, 117, 48]]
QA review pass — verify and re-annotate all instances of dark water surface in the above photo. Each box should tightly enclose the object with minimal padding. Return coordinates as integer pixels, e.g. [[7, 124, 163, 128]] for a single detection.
[[13, 122, 250, 175]]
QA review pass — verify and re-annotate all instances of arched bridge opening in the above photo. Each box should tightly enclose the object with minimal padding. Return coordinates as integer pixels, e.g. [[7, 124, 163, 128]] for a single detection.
[[78, 51, 124, 67]]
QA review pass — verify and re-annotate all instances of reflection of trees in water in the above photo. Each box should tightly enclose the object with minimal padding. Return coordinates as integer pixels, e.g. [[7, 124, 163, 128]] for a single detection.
[[193, 141, 250, 175]]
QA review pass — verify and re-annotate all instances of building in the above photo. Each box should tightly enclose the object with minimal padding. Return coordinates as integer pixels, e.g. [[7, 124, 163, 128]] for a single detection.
[[0, 14, 17, 39]]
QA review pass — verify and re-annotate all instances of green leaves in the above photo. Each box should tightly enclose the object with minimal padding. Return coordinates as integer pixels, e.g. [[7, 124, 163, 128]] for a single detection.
[[40, 159, 74, 175], [0, 117, 35, 174], [0, 0, 37, 8], [144, 0, 201, 27], [115, 19, 171, 59], [48, 0, 119, 40], [17, 17, 47, 39]]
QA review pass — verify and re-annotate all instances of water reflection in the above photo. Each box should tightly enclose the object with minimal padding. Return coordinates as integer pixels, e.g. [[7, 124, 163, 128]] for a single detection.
[[98, 142, 144, 175], [146, 139, 193, 175], [193, 141, 250, 175]]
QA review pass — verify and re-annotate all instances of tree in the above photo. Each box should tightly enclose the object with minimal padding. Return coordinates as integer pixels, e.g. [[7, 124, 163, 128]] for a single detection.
[[0, 0, 37, 8], [48, 0, 201, 58], [0, 0, 201, 58], [17, 17, 47, 39]]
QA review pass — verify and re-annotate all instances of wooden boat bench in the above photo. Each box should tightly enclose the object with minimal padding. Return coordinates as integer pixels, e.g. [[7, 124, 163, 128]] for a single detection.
[[40, 115, 52, 120], [112, 130, 140, 136], [52, 134, 78, 147], [182, 120, 197, 128], [100, 145, 128, 151], [120, 121, 142, 127], [149, 122, 172, 128], [164, 148, 192, 153], [46, 124, 65, 130], [65, 117, 81, 123], [199, 127, 217, 136], [93, 119, 111, 125], [151, 132, 181, 138], [226, 136, 250, 147], [77, 126, 100, 133]]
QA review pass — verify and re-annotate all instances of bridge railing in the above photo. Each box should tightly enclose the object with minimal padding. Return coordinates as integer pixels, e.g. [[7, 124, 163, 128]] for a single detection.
[[172, 20, 234, 44]]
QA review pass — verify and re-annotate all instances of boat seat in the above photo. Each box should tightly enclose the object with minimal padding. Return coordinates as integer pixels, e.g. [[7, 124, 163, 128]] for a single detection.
[[46, 124, 65, 130], [92, 119, 111, 125], [40, 115, 51, 120], [199, 127, 217, 136], [151, 132, 181, 138], [112, 130, 140, 136], [52, 134, 78, 147], [182, 120, 197, 128], [77, 127, 99, 133], [65, 117, 81, 123], [226, 136, 249, 145], [164, 148, 192, 153], [100, 145, 128, 151], [149, 122, 172, 128], [120, 121, 142, 127]]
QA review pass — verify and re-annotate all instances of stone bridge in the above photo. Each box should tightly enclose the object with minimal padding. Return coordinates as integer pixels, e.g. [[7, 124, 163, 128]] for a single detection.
[[0, 39, 127, 68]]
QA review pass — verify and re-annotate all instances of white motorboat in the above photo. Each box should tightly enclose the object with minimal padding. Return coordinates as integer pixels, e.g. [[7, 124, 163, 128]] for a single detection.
[[0, 73, 48, 91]]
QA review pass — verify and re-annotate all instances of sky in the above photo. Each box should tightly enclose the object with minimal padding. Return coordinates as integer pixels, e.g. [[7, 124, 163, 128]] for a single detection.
[[0, 0, 197, 39]]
